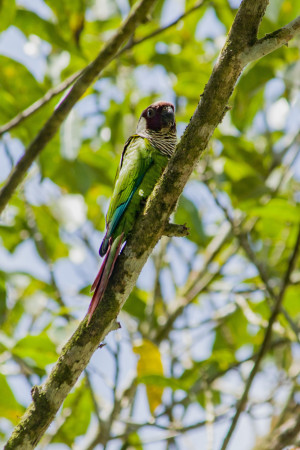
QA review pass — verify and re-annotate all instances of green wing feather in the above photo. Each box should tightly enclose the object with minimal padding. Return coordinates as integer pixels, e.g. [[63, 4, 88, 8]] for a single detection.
[[99, 136, 153, 255]]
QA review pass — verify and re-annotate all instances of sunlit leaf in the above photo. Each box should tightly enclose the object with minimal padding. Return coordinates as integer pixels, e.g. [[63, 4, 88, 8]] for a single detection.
[[14, 9, 74, 51], [12, 333, 57, 369], [0, 0, 15, 32], [249, 198, 300, 223], [175, 195, 206, 245], [123, 288, 147, 321], [0, 374, 24, 424], [0, 56, 44, 123], [134, 339, 164, 414]]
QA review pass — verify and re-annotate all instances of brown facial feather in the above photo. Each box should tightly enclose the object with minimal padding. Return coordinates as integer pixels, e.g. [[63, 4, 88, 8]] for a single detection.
[[140, 101, 176, 132], [135, 101, 177, 157]]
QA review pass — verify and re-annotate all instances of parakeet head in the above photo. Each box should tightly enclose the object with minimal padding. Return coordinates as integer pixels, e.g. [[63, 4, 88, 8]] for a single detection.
[[136, 101, 176, 135]]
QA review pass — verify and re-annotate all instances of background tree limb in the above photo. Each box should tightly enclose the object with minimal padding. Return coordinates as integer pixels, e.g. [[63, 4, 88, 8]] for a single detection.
[[220, 224, 300, 450], [0, 0, 206, 138], [4, 0, 300, 448], [0, 0, 157, 216], [242, 15, 300, 64], [0, 71, 81, 137]]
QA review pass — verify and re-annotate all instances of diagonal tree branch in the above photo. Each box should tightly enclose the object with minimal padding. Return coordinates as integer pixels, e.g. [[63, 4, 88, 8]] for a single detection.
[[0, 0, 157, 216], [120, 0, 206, 53], [220, 224, 300, 450], [0, 0, 206, 138], [5, 1, 300, 448], [1, 4, 300, 217], [0, 71, 81, 137]]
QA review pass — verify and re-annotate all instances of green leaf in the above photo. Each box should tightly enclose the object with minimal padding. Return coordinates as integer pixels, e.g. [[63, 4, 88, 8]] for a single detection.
[[52, 381, 93, 445], [32, 205, 69, 261], [213, 0, 235, 29], [175, 195, 206, 245], [249, 199, 300, 223], [121, 432, 143, 450], [231, 62, 274, 129], [12, 333, 57, 369], [0, 0, 15, 32], [138, 374, 182, 391], [14, 9, 76, 52], [0, 374, 24, 424], [174, 70, 209, 99], [283, 285, 300, 318], [44, 0, 88, 45], [122, 288, 147, 321], [40, 155, 113, 195], [224, 158, 259, 182], [213, 308, 252, 351], [134, 340, 164, 414], [0, 56, 44, 124]]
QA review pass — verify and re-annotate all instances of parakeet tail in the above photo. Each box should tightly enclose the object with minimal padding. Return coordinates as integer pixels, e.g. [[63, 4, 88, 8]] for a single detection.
[[87, 233, 124, 324], [99, 234, 109, 257]]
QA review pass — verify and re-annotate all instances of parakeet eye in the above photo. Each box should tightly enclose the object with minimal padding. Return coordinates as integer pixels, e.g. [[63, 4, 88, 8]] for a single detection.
[[147, 108, 155, 118]]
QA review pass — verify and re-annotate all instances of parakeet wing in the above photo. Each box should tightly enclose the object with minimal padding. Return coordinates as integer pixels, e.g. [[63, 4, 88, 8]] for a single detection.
[[105, 135, 153, 238]]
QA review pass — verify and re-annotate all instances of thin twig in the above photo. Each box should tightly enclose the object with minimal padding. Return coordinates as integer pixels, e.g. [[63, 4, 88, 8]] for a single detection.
[[220, 225, 300, 450], [84, 379, 137, 450], [153, 222, 231, 342], [2, 137, 14, 167], [119, 0, 206, 54], [114, 409, 230, 436], [0, 71, 81, 137], [242, 15, 300, 64], [154, 238, 238, 343], [0, 1, 206, 138], [0, 0, 158, 217], [85, 371, 102, 426], [154, 338, 289, 416], [212, 187, 300, 341], [146, 237, 168, 332], [163, 222, 189, 237]]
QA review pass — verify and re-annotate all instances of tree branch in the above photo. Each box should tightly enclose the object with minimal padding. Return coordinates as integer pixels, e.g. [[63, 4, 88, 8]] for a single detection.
[[120, 0, 206, 53], [5, 0, 300, 448], [0, 71, 81, 137], [253, 389, 300, 450], [208, 184, 300, 340], [220, 224, 300, 450], [156, 338, 289, 415], [0, 0, 157, 217], [242, 15, 300, 64], [163, 222, 189, 237], [154, 235, 237, 343], [0, 0, 206, 138]]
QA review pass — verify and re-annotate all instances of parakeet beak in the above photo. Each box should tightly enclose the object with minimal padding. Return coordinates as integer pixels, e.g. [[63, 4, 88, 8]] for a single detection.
[[161, 106, 175, 127]]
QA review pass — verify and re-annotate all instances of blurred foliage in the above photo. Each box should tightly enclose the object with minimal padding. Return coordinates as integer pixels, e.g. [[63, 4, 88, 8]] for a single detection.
[[0, 0, 300, 449]]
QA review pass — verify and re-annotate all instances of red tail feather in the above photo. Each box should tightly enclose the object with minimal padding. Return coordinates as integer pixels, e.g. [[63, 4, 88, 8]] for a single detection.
[[90, 238, 112, 292], [87, 233, 124, 324]]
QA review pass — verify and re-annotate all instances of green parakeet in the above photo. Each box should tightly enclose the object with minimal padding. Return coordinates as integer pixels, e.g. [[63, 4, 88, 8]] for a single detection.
[[88, 101, 177, 321]]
